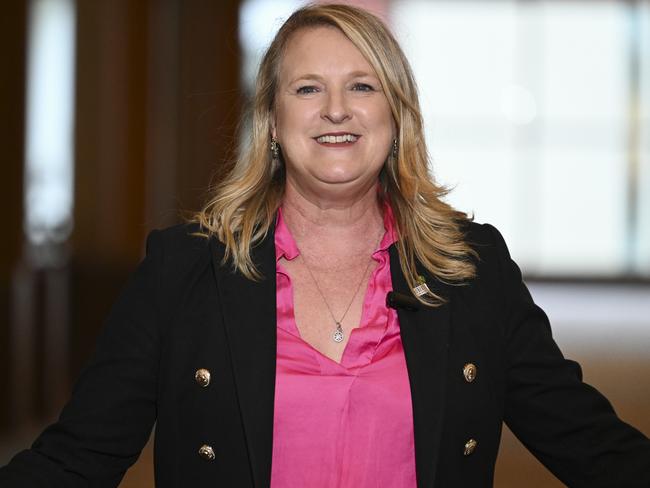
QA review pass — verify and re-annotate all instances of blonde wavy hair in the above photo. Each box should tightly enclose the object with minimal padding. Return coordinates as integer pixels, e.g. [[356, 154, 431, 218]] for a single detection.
[[195, 3, 477, 305]]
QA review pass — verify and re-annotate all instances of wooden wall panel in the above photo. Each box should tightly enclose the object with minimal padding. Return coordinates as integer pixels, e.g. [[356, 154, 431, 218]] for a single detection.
[[0, 0, 241, 454], [74, 0, 149, 266], [0, 0, 27, 432], [70, 0, 241, 379]]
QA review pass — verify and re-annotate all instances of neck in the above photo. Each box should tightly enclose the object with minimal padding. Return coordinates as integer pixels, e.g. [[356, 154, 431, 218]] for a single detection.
[[281, 179, 384, 251]]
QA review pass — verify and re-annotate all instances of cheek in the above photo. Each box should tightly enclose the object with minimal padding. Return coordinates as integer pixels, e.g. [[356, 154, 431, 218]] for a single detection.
[[360, 100, 394, 134], [274, 101, 292, 135], [378, 106, 395, 135], [367, 105, 395, 162], [275, 99, 318, 136]]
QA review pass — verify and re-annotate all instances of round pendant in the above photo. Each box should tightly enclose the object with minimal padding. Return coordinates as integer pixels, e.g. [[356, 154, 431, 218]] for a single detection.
[[333, 323, 344, 343]]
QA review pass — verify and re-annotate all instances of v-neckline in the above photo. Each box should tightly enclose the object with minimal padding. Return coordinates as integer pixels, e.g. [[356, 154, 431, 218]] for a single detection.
[[277, 252, 394, 373], [278, 258, 368, 369]]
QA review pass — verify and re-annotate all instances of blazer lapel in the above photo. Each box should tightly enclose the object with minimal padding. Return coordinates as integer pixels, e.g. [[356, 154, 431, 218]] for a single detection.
[[390, 246, 452, 488], [211, 232, 277, 488]]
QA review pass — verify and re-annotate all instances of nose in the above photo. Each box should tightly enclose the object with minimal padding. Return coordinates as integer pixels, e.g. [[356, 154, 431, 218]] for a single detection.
[[322, 88, 350, 124]]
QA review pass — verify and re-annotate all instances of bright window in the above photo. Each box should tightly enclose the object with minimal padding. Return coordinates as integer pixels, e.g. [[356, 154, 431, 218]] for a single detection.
[[240, 0, 650, 278], [24, 0, 76, 247]]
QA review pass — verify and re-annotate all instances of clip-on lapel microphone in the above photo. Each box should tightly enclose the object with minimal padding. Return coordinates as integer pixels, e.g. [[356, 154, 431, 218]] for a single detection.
[[386, 291, 420, 311]]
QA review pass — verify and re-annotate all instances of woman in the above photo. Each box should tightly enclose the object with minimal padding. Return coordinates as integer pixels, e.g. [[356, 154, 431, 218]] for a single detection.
[[2, 4, 649, 487]]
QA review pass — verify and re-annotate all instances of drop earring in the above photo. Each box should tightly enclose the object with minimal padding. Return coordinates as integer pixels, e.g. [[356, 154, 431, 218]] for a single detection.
[[271, 138, 280, 161]]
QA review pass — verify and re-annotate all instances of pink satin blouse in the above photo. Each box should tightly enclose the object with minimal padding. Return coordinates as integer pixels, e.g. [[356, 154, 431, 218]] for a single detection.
[[270, 206, 417, 488]]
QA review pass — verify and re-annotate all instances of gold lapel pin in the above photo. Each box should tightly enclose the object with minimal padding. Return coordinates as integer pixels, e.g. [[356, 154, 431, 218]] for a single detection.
[[412, 275, 430, 298]]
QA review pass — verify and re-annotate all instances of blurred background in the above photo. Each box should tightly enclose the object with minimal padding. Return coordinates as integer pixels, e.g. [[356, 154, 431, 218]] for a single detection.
[[0, 0, 648, 486]]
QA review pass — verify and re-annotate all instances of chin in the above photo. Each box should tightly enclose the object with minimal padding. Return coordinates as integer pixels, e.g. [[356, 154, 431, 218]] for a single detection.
[[313, 169, 361, 185], [314, 173, 379, 192]]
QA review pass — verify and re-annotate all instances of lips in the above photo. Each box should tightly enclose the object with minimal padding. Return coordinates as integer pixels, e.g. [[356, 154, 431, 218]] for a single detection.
[[314, 132, 360, 144]]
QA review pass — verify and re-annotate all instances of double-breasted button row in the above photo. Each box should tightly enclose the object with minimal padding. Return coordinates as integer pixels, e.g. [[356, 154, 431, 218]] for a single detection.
[[195, 370, 214, 461], [462, 362, 478, 456], [198, 444, 215, 461], [195, 369, 214, 460], [195, 368, 211, 387]]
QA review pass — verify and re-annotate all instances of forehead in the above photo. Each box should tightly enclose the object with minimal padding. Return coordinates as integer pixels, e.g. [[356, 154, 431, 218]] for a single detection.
[[279, 26, 377, 81]]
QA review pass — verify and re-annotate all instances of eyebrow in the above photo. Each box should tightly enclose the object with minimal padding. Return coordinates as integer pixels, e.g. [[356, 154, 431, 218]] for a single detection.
[[288, 70, 377, 85]]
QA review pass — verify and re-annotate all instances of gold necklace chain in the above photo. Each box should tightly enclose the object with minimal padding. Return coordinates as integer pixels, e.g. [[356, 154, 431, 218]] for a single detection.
[[299, 233, 382, 343]]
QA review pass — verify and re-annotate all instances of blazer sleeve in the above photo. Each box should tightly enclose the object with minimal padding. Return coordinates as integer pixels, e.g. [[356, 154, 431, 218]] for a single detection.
[[0, 230, 164, 487], [485, 224, 650, 487]]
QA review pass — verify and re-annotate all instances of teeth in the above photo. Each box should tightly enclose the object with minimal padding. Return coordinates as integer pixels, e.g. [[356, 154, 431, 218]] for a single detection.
[[316, 134, 358, 144]]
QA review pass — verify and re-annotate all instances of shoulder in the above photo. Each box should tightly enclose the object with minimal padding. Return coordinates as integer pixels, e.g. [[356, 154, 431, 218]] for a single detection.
[[144, 222, 223, 282], [462, 220, 507, 253], [459, 220, 513, 279], [449, 220, 529, 310], [148, 222, 211, 254]]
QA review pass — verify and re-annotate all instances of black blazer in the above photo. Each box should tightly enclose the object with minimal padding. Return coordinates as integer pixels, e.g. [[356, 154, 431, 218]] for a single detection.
[[2, 221, 649, 487]]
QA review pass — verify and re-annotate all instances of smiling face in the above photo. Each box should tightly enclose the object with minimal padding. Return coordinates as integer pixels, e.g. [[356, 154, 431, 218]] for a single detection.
[[273, 26, 395, 202]]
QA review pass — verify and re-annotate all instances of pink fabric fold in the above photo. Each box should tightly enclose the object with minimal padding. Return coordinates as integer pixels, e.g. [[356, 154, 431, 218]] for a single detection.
[[271, 204, 417, 488]]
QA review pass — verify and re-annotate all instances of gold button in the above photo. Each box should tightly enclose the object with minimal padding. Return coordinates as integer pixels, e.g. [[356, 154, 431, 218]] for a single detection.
[[195, 368, 211, 387], [198, 444, 215, 461], [463, 363, 477, 383], [464, 438, 478, 456]]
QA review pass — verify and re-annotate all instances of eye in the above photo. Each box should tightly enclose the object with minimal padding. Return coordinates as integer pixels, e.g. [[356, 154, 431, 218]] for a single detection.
[[352, 83, 374, 92], [296, 85, 319, 95]]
